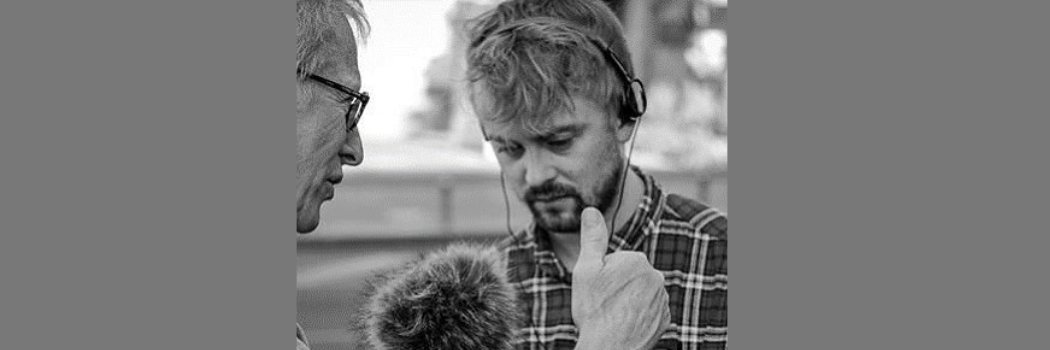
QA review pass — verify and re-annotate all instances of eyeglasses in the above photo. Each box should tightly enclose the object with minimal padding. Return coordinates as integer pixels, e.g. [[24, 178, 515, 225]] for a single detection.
[[298, 69, 370, 131]]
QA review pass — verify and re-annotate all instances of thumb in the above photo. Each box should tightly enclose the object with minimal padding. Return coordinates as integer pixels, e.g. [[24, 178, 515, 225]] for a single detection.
[[575, 207, 610, 274]]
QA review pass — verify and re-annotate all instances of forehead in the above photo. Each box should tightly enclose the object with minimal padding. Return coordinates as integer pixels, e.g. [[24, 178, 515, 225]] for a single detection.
[[479, 93, 609, 141], [317, 15, 362, 90]]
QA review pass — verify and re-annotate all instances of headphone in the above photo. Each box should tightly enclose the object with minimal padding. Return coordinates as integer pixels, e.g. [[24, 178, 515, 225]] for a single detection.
[[586, 37, 648, 124], [594, 36, 645, 237], [479, 19, 648, 125]]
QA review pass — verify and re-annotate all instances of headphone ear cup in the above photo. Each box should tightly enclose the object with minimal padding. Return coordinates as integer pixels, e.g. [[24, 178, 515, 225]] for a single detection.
[[620, 100, 638, 124], [621, 80, 646, 123]]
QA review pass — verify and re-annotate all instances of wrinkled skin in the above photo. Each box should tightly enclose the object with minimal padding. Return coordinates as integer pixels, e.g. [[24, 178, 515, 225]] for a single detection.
[[296, 15, 365, 234]]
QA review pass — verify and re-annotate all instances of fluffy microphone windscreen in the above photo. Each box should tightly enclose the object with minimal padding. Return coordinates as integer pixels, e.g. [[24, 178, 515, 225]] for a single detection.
[[363, 243, 521, 350]]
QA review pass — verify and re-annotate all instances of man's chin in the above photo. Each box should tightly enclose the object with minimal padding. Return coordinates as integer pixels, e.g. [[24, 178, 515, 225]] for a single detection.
[[296, 208, 321, 234], [297, 220, 318, 234], [297, 190, 335, 233], [531, 206, 583, 233], [535, 213, 582, 233], [529, 198, 584, 232]]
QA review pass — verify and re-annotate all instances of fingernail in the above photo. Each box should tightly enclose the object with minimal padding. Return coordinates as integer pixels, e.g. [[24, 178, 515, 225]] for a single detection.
[[582, 208, 598, 226]]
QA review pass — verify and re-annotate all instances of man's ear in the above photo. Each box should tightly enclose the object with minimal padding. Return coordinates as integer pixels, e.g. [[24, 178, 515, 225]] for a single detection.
[[614, 116, 636, 143]]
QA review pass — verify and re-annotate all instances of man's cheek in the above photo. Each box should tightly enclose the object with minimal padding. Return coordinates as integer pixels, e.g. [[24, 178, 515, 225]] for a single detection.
[[511, 180, 528, 200]]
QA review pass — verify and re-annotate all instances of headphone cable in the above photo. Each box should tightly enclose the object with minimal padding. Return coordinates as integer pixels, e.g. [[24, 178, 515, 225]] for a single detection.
[[609, 116, 642, 237]]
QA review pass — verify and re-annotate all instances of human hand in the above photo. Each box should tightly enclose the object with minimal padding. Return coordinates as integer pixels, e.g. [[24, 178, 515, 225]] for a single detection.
[[571, 207, 671, 350]]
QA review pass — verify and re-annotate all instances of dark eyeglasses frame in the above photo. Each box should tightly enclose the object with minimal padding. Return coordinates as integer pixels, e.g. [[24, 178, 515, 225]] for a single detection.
[[297, 69, 370, 131]]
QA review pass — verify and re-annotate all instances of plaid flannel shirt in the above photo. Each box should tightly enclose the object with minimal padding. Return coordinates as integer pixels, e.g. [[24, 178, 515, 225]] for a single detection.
[[502, 167, 728, 350]]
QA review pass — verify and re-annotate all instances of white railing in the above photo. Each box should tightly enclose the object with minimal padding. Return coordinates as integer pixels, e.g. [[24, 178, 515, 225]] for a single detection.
[[301, 165, 726, 244]]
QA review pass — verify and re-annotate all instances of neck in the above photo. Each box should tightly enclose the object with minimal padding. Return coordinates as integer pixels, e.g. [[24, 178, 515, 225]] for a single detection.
[[605, 167, 645, 235], [548, 169, 645, 271]]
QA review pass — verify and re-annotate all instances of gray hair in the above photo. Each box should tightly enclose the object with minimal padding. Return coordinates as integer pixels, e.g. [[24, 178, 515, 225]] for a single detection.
[[297, 0, 369, 79]]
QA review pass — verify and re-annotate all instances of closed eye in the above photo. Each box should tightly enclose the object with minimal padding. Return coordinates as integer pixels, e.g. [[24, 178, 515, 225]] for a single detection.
[[495, 143, 524, 158], [546, 138, 574, 152]]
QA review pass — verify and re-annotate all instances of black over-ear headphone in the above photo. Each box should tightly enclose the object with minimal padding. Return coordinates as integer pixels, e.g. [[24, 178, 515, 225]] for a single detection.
[[586, 37, 647, 124], [479, 19, 647, 124]]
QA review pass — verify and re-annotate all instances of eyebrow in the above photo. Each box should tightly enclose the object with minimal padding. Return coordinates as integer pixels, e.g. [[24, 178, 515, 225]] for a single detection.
[[488, 124, 586, 144]]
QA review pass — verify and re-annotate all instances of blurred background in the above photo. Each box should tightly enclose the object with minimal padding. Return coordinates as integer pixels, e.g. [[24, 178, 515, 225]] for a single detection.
[[298, 0, 727, 348]]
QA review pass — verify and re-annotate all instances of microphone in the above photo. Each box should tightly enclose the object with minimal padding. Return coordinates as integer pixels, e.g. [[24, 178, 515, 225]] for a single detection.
[[363, 243, 521, 350]]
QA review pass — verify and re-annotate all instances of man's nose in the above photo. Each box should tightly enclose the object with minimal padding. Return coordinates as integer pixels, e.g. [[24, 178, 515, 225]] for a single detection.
[[523, 151, 556, 187], [340, 129, 364, 166]]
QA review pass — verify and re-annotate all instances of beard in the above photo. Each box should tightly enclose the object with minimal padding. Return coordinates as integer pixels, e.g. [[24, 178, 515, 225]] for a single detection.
[[524, 159, 623, 233]]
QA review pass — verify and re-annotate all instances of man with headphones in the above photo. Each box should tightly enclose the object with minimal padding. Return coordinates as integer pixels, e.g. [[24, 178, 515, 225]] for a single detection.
[[466, 0, 728, 349]]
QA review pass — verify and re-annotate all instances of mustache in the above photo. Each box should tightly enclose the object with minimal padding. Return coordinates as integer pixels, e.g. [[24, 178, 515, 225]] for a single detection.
[[524, 181, 580, 202]]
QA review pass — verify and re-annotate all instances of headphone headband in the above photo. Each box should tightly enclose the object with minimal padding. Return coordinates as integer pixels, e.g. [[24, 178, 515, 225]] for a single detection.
[[481, 20, 647, 123], [587, 37, 647, 122]]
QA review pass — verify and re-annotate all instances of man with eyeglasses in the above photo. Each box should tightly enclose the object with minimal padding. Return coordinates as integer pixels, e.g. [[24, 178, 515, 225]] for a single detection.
[[296, 0, 369, 349], [296, 0, 370, 236]]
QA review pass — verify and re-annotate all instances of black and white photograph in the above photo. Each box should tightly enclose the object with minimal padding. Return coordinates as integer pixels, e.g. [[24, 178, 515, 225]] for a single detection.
[[13, 0, 1050, 349], [13, 0, 1046, 349], [296, 0, 727, 349]]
